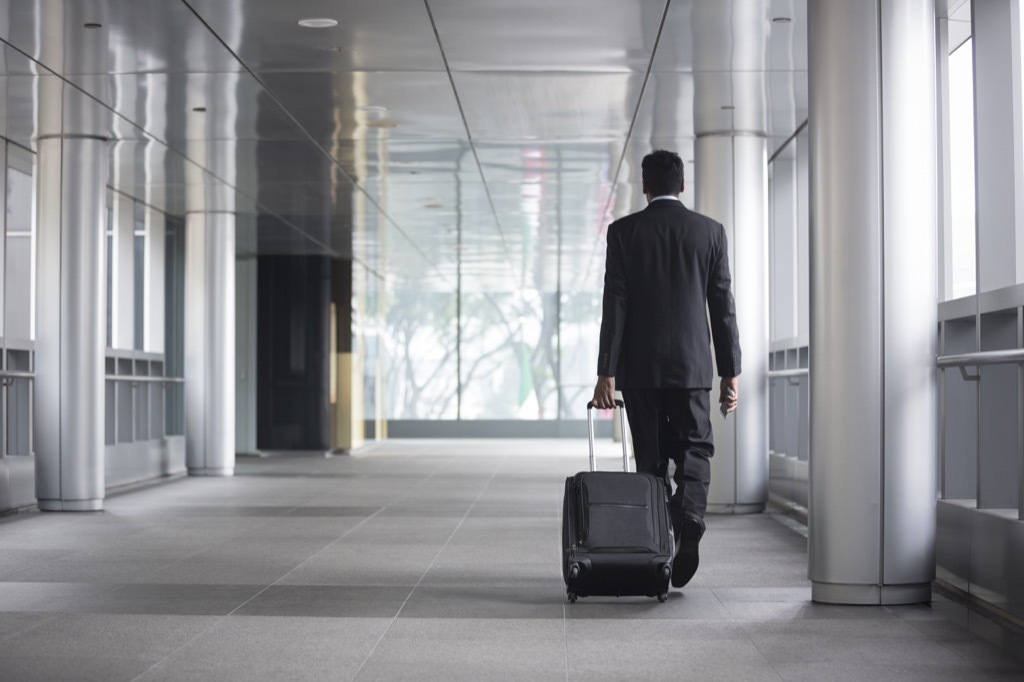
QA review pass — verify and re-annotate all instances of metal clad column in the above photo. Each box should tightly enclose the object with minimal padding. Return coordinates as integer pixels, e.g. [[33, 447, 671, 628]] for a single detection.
[[696, 134, 770, 514], [35, 87, 110, 511], [808, 0, 937, 604], [185, 212, 236, 476]]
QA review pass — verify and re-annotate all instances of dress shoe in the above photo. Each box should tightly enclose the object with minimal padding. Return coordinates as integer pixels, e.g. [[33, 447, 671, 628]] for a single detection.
[[672, 516, 704, 588]]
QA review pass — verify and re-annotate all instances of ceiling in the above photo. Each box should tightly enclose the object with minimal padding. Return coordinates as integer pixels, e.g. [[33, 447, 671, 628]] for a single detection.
[[0, 0, 809, 293]]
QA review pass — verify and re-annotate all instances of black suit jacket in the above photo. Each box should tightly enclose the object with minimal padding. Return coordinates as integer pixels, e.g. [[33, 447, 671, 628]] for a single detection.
[[597, 199, 741, 389]]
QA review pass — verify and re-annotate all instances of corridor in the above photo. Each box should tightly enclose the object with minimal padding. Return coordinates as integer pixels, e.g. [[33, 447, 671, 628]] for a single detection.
[[0, 440, 1020, 681]]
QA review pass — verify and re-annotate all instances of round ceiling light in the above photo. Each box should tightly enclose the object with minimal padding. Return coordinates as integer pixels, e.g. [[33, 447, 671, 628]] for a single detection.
[[772, 17, 792, 23], [298, 17, 338, 28]]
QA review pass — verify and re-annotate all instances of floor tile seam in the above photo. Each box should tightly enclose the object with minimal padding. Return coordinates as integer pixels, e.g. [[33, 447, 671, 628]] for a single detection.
[[220, 457, 462, 618], [126, 613, 234, 682], [896, 611, 992, 673], [121, 504, 395, 681], [733, 620, 787, 680], [0, 612, 61, 645], [561, 601, 570, 682], [350, 455, 508, 682]]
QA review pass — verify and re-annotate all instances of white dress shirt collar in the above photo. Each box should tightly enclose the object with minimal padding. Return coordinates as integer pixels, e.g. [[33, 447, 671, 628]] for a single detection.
[[650, 194, 682, 203]]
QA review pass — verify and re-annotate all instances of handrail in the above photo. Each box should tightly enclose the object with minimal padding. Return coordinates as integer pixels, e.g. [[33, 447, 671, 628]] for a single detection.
[[105, 375, 185, 384], [936, 349, 1024, 368], [0, 370, 34, 380], [768, 368, 809, 379]]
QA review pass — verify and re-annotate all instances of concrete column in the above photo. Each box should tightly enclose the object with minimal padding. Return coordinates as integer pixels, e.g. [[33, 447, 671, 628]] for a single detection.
[[184, 211, 236, 476], [34, 84, 110, 511], [808, 0, 938, 604], [696, 134, 770, 514]]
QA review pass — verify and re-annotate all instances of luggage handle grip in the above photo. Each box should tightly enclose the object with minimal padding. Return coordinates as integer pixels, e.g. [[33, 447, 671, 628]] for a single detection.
[[586, 401, 630, 473]]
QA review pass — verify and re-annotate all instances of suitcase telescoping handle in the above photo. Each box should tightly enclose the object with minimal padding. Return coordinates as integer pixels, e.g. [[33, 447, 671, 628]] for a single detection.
[[586, 400, 629, 473]]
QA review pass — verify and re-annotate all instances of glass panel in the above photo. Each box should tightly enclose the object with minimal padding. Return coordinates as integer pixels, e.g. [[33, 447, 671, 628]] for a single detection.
[[949, 38, 976, 299], [383, 288, 457, 419], [5, 151, 34, 342], [459, 291, 557, 420], [164, 217, 185, 436], [134, 200, 145, 350], [559, 290, 600, 419]]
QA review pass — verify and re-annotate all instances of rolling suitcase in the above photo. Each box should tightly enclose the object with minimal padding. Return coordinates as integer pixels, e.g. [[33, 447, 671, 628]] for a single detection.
[[561, 400, 674, 603]]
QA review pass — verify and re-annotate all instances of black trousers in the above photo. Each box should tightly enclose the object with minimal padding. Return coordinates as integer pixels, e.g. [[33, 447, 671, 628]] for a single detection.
[[620, 388, 714, 527]]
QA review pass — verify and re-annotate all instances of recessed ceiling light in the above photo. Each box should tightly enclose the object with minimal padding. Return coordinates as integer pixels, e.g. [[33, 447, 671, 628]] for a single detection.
[[84, 22, 103, 29], [192, 106, 207, 113], [358, 105, 389, 119], [772, 17, 792, 23], [721, 105, 735, 110], [298, 17, 338, 28]]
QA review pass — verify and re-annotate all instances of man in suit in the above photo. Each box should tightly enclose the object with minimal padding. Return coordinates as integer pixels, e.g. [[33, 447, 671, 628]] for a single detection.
[[591, 149, 741, 589]]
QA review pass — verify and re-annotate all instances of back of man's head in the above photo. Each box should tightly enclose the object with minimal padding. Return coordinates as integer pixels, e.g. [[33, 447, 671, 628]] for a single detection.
[[642, 150, 684, 197]]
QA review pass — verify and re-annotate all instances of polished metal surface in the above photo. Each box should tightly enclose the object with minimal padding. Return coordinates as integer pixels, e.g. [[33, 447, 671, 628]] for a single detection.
[[34, 131, 109, 511], [809, 0, 937, 604], [184, 212, 236, 477], [696, 131, 769, 515], [809, 0, 884, 595], [880, 0, 938, 588]]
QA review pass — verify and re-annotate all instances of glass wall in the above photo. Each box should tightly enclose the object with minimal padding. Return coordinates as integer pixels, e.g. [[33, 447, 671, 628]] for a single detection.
[[947, 37, 976, 300]]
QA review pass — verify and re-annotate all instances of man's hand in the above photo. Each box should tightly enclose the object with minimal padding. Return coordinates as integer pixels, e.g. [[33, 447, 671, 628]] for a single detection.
[[592, 376, 616, 409], [719, 377, 739, 414]]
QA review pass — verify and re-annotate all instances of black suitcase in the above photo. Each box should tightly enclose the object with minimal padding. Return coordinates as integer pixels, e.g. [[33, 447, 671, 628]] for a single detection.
[[561, 400, 674, 603]]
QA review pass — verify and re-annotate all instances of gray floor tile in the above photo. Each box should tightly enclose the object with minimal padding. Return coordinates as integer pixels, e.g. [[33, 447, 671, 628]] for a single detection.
[[0, 613, 210, 660], [0, 611, 57, 640], [398, 584, 565, 619], [2, 446, 1024, 681], [740, 618, 969, 666], [567, 620, 780, 681], [356, 618, 566, 682], [57, 583, 265, 616], [136, 616, 391, 682], [0, 655, 156, 682], [565, 585, 734, 620], [770, 661, 992, 681], [232, 585, 412, 618], [280, 544, 440, 586], [0, 581, 120, 612]]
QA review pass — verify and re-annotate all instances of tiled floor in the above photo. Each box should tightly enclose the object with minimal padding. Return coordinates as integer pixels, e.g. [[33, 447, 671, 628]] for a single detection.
[[1, 439, 1022, 681]]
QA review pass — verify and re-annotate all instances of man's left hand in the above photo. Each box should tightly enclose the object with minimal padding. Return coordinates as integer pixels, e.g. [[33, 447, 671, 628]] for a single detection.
[[592, 376, 616, 409]]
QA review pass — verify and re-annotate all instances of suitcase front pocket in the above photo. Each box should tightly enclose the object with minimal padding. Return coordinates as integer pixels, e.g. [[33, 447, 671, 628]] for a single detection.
[[577, 472, 659, 551]]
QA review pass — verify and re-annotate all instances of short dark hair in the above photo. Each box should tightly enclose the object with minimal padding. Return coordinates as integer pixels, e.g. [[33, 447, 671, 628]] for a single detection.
[[641, 150, 684, 196]]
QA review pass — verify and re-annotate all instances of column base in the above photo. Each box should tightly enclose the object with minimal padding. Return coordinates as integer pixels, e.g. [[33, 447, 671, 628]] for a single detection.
[[812, 581, 932, 605], [37, 499, 104, 512], [706, 503, 766, 515], [187, 467, 234, 477]]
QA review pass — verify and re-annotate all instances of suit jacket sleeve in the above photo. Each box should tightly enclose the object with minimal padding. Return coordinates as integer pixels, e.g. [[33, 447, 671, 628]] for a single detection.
[[597, 224, 627, 377], [707, 224, 742, 377]]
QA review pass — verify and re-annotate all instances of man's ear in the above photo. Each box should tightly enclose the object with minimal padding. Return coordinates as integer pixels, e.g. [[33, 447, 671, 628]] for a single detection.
[[642, 180, 648, 195], [679, 179, 685, 194]]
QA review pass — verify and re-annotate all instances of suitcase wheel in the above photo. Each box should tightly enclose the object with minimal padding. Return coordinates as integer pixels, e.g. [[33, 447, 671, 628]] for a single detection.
[[567, 592, 578, 604], [569, 563, 581, 580], [660, 563, 671, 581], [658, 593, 668, 603]]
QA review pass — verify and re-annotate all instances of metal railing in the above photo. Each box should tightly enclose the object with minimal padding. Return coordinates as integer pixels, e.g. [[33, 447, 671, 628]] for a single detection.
[[937, 349, 1024, 520], [0, 369, 33, 457]]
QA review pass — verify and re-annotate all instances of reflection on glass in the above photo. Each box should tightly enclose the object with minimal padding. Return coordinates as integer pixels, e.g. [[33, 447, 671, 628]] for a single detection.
[[5, 147, 34, 341], [949, 38, 976, 299], [559, 291, 601, 419], [458, 290, 558, 420], [383, 289, 458, 419]]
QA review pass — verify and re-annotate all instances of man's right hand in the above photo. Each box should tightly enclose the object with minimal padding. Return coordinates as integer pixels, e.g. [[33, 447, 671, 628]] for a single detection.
[[592, 376, 616, 409]]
